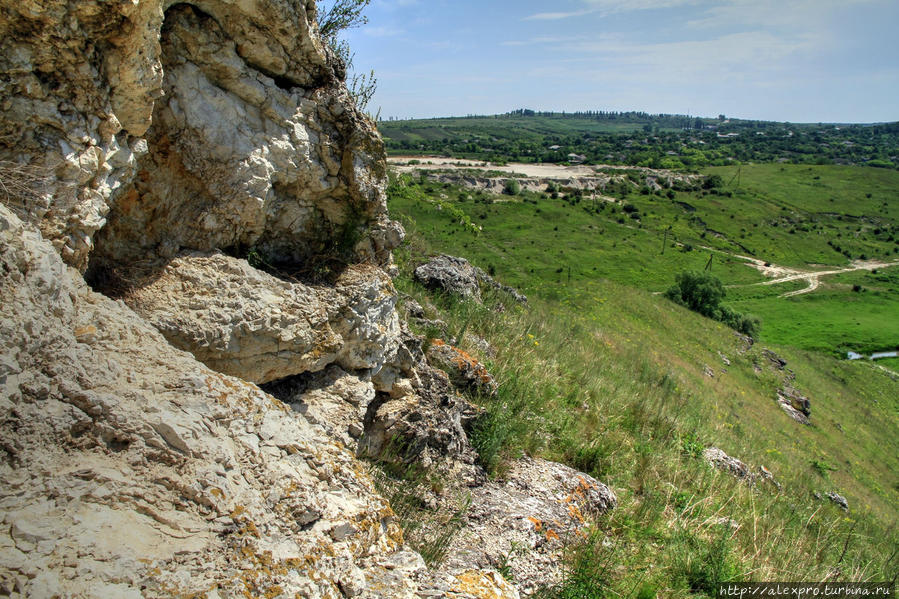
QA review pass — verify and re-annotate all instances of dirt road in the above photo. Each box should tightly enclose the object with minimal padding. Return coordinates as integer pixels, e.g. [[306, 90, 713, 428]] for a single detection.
[[752, 259, 899, 297]]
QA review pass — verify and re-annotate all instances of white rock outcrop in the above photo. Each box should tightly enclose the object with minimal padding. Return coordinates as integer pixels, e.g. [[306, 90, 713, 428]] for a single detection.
[[0, 0, 401, 272], [0, 206, 426, 597], [124, 252, 401, 385]]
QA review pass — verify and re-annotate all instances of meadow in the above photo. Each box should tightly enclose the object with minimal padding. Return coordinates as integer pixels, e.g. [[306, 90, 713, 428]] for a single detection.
[[387, 164, 899, 356]]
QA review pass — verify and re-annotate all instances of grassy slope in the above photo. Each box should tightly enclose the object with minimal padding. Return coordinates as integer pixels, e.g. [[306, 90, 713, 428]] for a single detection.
[[388, 170, 899, 595]]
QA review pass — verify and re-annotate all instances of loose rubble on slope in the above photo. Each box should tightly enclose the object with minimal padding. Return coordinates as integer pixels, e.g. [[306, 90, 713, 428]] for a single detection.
[[414, 254, 528, 304], [703, 447, 781, 490], [759, 349, 812, 425], [0, 1, 613, 596]]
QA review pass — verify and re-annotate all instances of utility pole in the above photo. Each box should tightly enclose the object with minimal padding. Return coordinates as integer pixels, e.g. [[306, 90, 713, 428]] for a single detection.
[[662, 226, 671, 254], [705, 253, 714, 272]]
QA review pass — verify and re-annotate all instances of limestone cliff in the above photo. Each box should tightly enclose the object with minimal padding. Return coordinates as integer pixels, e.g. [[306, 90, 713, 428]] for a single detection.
[[0, 0, 400, 272], [0, 1, 614, 596]]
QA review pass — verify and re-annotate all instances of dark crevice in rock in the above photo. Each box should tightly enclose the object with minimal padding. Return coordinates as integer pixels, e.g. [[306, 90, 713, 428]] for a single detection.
[[259, 370, 318, 402], [83, 256, 168, 298], [271, 73, 296, 91]]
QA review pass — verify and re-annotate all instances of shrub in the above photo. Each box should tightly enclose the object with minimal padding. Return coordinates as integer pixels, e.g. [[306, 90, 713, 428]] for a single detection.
[[665, 271, 761, 336], [504, 179, 522, 195], [664, 271, 725, 318], [703, 174, 724, 189]]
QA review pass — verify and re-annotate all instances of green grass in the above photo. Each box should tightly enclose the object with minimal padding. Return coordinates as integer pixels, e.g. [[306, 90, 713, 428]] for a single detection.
[[731, 281, 899, 356], [389, 164, 899, 354], [393, 249, 899, 594], [387, 165, 899, 595]]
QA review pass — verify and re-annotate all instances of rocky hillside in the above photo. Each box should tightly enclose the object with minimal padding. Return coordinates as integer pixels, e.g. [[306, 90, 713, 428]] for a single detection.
[[0, 1, 614, 597]]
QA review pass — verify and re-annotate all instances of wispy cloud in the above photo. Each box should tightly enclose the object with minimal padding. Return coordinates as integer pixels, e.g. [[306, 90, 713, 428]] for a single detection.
[[524, 9, 597, 21], [502, 35, 584, 47], [372, 0, 419, 9], [686, 0, 880, 29], [523, 0, 700, 21], [583, 0, 702, 13]]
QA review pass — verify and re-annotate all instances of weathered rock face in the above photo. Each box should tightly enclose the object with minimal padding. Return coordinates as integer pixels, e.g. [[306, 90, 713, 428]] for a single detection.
[[414, 254, 527, 304], [429, 457, 617, 596], [0, 206, 425, 597], [124, 252, 401, 384], [0, 0, 401, 272]]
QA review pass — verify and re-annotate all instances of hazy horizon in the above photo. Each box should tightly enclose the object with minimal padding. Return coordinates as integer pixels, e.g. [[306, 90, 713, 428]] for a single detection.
[[376, 109, 897, 125], [341, 0, 899, 124]]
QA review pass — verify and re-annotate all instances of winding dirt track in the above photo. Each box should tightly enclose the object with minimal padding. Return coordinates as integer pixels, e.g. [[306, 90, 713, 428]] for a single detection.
[[751, 259, 899, 297]]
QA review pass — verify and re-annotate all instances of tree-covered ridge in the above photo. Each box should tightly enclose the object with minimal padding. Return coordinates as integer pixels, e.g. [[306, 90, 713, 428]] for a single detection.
[[379, 111, 899, 170]]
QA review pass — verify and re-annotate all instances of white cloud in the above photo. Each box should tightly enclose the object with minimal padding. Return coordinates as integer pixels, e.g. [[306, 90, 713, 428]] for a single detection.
[[583, 0, 703, 13], [524, 9, 598, 21], [554, 30, 819, 80], [686, 0, 880, 29], [502, 35, 584, 47]]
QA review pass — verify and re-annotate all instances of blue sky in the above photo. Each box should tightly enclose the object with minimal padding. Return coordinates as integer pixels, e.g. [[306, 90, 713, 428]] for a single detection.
[[339, 0, 898, 123]]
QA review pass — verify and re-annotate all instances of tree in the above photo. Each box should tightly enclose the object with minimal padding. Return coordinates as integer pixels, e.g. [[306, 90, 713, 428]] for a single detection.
[[503, 179, 521, 196], [664, 271, 724, 318], [665, 270, 761, 337]]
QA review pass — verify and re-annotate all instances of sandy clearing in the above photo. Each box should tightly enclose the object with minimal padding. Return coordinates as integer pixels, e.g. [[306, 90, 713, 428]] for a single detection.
[[388, 156, 678, 179]]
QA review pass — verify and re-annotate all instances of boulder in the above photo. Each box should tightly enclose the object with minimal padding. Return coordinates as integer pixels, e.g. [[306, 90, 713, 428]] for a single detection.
[[703, 447, 751, 478], [125, 253, 400, 384], [702, 447, 781, 489], [415, 254, 483, 299], [432, 457, 617, 595], [414, 254, 527, 304], [826, 492, 849, 512]]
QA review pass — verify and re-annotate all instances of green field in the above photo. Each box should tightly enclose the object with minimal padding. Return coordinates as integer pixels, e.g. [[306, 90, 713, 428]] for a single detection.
[[389, 164, 899, 354], [730, 267, 899, 356]]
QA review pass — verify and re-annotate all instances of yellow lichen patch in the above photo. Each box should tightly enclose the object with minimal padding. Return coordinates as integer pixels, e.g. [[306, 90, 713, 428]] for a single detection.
[[450, 569, 518, 599], [545, 528, 560, 542], [567, 503, 585, 524], [527, 516, 542, 532], [73, 325, 98, 343]]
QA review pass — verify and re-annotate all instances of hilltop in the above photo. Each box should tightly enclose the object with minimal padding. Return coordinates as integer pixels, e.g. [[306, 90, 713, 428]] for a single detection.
[[379, 111, 899, 170]]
